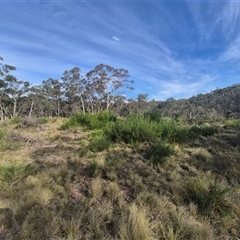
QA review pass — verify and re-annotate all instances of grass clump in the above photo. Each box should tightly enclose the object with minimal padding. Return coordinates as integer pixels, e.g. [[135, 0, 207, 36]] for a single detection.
[[145, 141, 175, 165], [89, 135, 111, 152], [183, 177, 231, 216], [0, 163, 35, 187], [10, 116, 21, 124], [16, 116, 49, 128], [0, 128, 5, 139], [39, 117, 49, 124], [89, 177, 103, 199], [118, 204, 151, 240]]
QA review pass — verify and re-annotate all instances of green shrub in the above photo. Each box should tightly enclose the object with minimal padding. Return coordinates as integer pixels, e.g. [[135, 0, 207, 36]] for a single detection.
[[104, 115, 159, 144], [183, 177, 231, 216], [60, 111, 117, 130], [89, 135, 111, 152], [190, 126, 218, 137], [158, 120, 178, 141], [224, 119, 240, 130], [173, 127, 197, 143], [145, 141, 175, 165], [143, 110, 162, 122], [90, 130, 104, 138], [104, 115, 196, 144]]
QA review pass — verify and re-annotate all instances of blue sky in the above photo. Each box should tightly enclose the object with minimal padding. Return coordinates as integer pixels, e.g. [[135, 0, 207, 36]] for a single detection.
[[1, 0, 240, 100]]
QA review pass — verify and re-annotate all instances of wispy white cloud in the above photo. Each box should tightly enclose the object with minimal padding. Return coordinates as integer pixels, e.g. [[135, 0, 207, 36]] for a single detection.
[[152, 73, 218, 100], [112, 36, 120, 41], [217, 2, 240, 38], [218, 36, 240, 62]]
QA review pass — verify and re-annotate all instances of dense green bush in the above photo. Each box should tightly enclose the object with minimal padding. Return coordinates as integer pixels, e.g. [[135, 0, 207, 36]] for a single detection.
[[143, 110, 162, 122], [104, 115, 197, 144], [61, 112, 213, 144], [60, 111, 117, 130], [157, 120, 196, 143], [224, 119, 240, 130], [104, 114, 160, 143]]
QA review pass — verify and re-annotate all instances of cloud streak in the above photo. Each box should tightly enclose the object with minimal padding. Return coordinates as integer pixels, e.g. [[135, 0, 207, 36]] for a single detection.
[[112, 36, 120, 41]]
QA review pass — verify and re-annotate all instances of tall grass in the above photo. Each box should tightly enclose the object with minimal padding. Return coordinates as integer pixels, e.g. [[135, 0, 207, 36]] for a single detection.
[[118, 204, 151, 240]]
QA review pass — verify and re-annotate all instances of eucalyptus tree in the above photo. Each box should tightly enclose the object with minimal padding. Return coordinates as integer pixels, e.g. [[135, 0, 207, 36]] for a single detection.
[[0, 56, 16, 78], [86, 64, 134, 111], [3, 75, 30, 117], [42, 78, 63, 117], [24, 85, 53, 117], [0, 57, 17, 120], [61, 67, 87, 114], [111, 95, 127, 116]]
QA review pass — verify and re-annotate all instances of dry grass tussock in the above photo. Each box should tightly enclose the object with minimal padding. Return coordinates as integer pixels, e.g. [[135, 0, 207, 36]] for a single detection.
[[0, 116, 239, 239]]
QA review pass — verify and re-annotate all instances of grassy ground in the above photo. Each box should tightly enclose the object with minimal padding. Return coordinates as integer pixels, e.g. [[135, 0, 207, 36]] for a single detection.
[[0, 115, 239, 239]]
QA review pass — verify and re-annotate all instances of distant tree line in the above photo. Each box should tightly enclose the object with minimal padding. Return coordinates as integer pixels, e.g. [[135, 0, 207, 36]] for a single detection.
[[0, 56, 240, 120], [0, 57, 134, 120]]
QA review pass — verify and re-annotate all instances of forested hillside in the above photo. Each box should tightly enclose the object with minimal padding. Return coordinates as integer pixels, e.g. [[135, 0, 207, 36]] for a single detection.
[[154, 84, 240, 120]]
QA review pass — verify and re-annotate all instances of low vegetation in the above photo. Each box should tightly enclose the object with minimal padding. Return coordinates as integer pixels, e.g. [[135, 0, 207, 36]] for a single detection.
[[0, 114, 240, 239]]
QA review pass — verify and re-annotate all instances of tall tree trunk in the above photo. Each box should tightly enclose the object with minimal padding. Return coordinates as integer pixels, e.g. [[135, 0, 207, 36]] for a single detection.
[[28, 100, 34, 116], [57, 101, 60, 117], [13, 98, 17, 117], [80, 95, 85, 114], [0, 105, 3, 121]]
